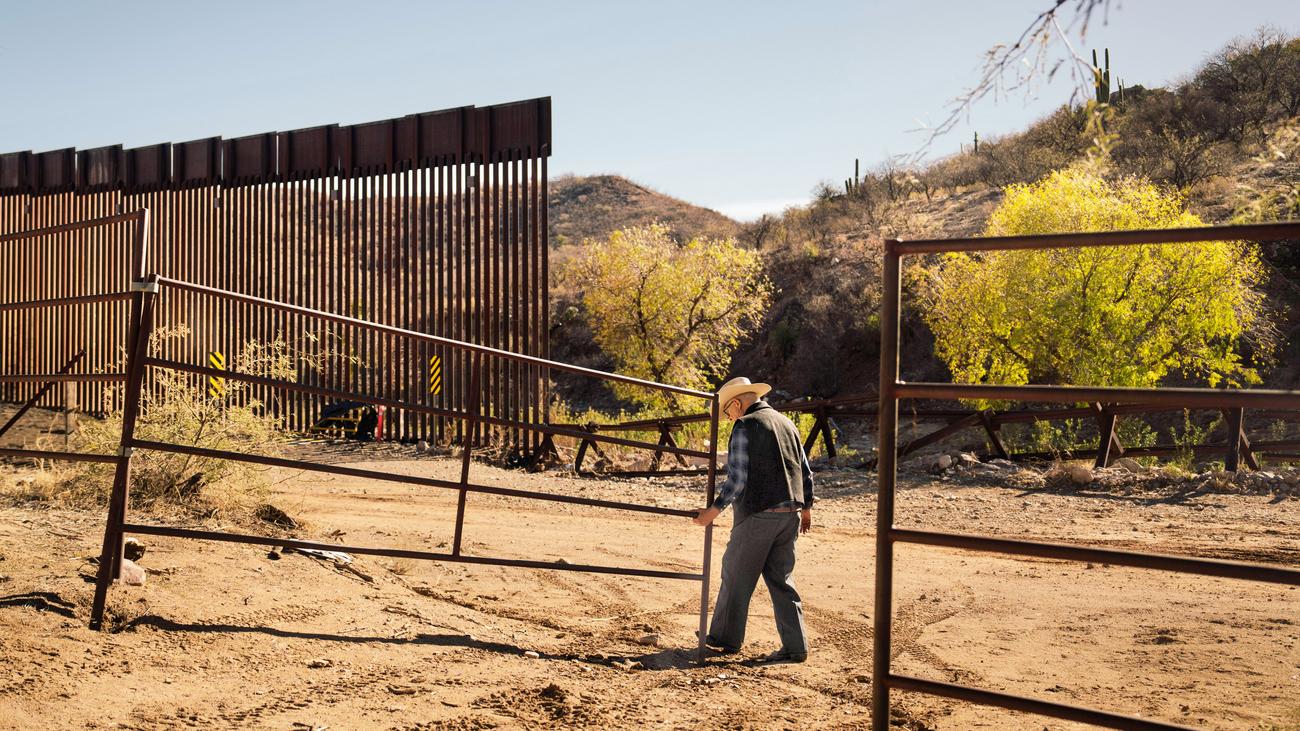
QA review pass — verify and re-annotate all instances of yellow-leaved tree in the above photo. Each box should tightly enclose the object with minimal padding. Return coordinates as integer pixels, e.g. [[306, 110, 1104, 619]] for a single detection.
[[573, 223, 773, 409], [923, 168, 1271, 390]]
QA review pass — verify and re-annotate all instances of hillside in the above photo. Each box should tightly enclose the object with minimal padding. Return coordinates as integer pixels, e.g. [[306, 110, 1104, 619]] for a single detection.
[[728, 30, 1300, 401], [549, 174, 740, 246], [550, 29, 1300, 413]]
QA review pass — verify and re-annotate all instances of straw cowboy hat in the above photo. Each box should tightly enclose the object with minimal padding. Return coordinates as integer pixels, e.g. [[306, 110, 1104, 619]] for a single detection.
[[717, 376, 771, 407]]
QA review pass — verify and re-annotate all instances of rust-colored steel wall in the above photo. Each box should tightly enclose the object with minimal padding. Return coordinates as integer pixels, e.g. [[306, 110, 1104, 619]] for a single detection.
[[0, 98, 551, 445]]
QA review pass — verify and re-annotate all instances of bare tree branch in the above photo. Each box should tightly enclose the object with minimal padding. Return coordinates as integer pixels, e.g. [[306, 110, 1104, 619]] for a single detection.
[[907, 0, 1111, 164]]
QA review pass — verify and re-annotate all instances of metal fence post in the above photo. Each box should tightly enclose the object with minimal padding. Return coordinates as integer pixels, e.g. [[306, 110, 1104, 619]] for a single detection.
[[452, 354, 483, 557], [696, 395, 720, 662], [872, 242, 902, 728], [1094, 404, 1119, 468], [88, 276, 157, 630]]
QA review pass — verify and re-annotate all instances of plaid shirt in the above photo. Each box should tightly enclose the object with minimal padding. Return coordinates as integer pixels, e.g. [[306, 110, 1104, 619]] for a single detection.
[[713, 419, 815, 512]]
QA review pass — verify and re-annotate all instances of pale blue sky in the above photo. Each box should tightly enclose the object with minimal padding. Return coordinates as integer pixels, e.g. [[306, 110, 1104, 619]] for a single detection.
[[3, 1, 1299, 219]]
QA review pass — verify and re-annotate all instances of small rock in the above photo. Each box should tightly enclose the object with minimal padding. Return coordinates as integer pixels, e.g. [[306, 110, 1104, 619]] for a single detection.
[[555, 558, 570, 565], [931, 454, 953, 472], [989, 459, 1015, 469], [1113, 457, 1144, 473], [957, 452, 981, 467], [253, 504, 297, 529], [1065, 464, 1094, 485], [540, 683, 567, 701], [416, 440, 429, 454], [123, 538, 146, 561], [387, 684, 418, 695], [266, 550, 281, 561], [524, 650, 540, 659], [307, 658, 332, 668], [635, 633, 660, 647], [119, 559, 146, 586]]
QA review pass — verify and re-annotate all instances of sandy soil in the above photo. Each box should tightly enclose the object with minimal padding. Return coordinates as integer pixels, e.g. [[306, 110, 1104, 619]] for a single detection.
[[1, 447, 1298, 730]]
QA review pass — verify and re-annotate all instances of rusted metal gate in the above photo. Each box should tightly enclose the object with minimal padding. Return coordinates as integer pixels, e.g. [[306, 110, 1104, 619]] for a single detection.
[[873, 222, 1300, 730], [1, 210, 723, 658], [0, 98, 551, 447]]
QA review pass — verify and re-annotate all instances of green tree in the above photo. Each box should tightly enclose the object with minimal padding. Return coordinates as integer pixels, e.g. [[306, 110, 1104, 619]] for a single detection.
[[573, 223, 773, 408], [923, 168, 1270, 391]]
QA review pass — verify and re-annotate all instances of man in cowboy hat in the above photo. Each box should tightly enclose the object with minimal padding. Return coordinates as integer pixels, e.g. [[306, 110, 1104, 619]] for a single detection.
[[694, 376, 814, 663]]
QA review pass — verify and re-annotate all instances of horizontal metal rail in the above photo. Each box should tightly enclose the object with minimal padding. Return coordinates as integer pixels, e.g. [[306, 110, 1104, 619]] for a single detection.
[[891, 528, 1300, 585], [886, 674, 1195, 731], [143, 357, 709, 459], [0, 448, 122, 464], [0, 291, 133, 313], [155, 276, 713, 400], [0, 210, 144, 245], [128, 439, 696, 518], [0, 373, 126, 383], [583, 468, 712, 479], [895, 382, 1300, 410], [120, 523, 703, 581], [894, 220, 1300, 255]]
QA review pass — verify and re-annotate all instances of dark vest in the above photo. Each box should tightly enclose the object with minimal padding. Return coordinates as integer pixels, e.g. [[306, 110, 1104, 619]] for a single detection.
[[732, 401, 806, 525]]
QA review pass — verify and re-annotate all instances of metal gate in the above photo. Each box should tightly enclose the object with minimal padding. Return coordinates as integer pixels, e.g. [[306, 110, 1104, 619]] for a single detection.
[[873, 221, 1300, 730], [0, 210, 724, 659]]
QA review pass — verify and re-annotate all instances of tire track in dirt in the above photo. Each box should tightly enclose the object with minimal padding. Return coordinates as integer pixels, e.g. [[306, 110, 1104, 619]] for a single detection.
[[129, 661, 485, 729], [536, 571, 638, 621], [802, 588, 978, 684], [891, 588, 978, 683]]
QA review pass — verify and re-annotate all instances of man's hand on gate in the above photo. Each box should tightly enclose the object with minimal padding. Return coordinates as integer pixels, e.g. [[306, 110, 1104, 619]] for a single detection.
[[800, 508, 812, 534], [694, 506, 721, 526]]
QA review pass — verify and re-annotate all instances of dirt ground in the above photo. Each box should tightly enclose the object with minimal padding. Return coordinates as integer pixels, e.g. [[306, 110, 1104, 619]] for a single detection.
[[1, 444, 1298, 730]]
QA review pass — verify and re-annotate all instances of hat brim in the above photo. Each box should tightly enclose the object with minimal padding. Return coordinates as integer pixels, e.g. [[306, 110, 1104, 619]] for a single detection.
[[718, 382, 771, 406]]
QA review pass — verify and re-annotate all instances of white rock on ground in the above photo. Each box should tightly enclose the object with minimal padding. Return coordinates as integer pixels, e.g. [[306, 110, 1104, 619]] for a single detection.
[[119, 559, 146, 586]]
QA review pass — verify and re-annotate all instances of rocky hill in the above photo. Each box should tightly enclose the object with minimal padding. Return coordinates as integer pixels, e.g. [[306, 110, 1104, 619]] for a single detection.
[[548, 174, 739, 246]]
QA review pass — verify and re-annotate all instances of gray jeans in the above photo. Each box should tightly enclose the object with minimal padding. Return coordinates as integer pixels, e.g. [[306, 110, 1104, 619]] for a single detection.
[[706, 511, 809, 654]]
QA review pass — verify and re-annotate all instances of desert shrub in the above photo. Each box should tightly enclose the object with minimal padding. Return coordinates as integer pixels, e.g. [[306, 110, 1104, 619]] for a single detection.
[[1167, 410, 1220, 468], [923, 167, 1272, 395], [1193, 27, 1300, 142], [1002, 418, 1089, 458], [1114, 88, 1226, 188], [767, 316, 801, 362], [36, 327, 326, 520], [1116, 418, 1158, 450]]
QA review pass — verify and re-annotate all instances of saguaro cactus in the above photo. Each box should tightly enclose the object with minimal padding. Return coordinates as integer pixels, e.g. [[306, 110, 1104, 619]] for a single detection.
[[1092, 48, 1112, 104], [845, 158, 861, 196]]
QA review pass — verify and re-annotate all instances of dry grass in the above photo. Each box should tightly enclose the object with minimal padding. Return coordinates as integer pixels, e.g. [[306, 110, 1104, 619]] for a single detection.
[[0, 328, 333, 526]]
